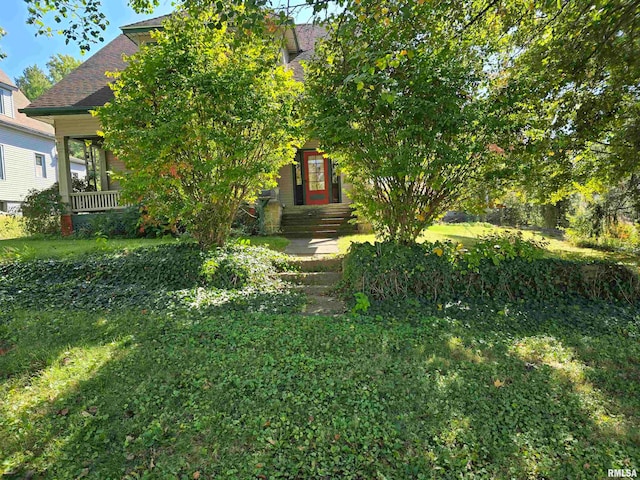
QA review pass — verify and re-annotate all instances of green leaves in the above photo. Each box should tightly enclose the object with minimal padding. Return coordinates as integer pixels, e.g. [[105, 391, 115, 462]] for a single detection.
[[342, 236, 640, 303], [99, 9, 302, 248], [305, 0, 500, 244]]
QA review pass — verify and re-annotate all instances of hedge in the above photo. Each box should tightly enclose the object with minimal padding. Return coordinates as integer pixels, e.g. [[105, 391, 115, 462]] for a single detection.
[[342, 236, 640, 304]]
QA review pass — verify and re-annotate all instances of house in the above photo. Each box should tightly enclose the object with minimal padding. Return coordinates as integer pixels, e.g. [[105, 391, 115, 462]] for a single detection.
[[20, 16, 357, 238], [0, 69, 58, 213]]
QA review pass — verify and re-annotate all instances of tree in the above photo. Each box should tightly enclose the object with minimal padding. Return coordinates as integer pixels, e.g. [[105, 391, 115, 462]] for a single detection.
[[98, 8, 302, 248], [305, 0, 504, 244], [15, 65, 51, 101], [15, 54, 81, 100], [15, 0, 325, 56], [0, 27, 5, 60], [46, 54, 82, 83], [466, 1, 640, 203]]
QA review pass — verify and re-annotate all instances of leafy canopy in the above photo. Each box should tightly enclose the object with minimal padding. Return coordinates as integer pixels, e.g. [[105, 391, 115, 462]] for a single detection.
[[15, 54, 81, 100], [98, 8, 302, 248], [468, 1, 640, 202], [305, 0, 504, 244]]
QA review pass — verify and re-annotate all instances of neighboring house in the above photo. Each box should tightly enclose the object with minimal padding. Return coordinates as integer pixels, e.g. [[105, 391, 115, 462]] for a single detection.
[[70, 156, 88, 181], [0, 69, 58, 213], [21, 16, 357, 237]]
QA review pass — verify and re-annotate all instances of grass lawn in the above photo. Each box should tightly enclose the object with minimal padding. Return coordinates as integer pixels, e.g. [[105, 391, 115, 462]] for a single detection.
[[338, 222, 640, 267], [0, 235, 289, 262]]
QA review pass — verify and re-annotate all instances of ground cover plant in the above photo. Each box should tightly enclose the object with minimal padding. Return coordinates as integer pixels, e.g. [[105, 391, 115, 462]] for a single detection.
[[0, 242, 301, 315], [342, 233, 640, 304], [1, 299, 638, 478]]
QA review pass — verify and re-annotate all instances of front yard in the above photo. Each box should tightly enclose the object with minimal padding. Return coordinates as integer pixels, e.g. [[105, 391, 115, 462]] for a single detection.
[[1, 231, 639, 479], [339, 222, 640, 268]]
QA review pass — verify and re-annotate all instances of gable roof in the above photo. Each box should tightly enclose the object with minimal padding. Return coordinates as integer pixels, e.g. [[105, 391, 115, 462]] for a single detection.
[[0, 68, 54, 137], [121, 14, 172, 30], [21, 34, 138, 116], [289, 24, 327, 82], [20, 21, 327, 117], [0, 69, 17, 91]]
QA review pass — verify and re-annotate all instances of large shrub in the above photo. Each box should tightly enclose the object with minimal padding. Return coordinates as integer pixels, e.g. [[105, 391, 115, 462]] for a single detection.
[[0, 215, 25, 239], [305, 0, 505, 244], [343, 233, 640, 303], [20, 184, 64, 235], [99, 10, 302, 248]]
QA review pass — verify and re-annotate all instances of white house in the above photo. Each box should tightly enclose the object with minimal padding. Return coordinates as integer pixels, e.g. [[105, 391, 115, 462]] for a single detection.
[[0, 68, 58, 213]]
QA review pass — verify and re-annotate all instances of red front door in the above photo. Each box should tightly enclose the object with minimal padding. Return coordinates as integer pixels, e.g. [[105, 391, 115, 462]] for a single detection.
[[303, 151, 330, 205]]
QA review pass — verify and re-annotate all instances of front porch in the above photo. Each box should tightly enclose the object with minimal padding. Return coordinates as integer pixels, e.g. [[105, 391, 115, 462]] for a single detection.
[[70, 190, 125, 213], [58, 133, 129, 217]]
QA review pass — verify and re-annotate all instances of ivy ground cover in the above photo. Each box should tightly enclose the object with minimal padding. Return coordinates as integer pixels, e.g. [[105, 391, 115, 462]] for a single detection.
[[1, 244, 639, 478]]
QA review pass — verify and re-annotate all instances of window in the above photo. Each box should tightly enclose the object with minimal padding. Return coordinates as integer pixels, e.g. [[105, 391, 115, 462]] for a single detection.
[[307, 155, 326, 191], [0, 145, 5, 180], [35, 153, 46, 178], [0, 89, 4, 115]]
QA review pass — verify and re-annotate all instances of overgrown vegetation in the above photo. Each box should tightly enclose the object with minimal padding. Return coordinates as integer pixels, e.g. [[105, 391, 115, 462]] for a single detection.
[[0, 215, 24, 239], [0, 243, 299, 313], [20, 185, 64, 235], [343, 233, 640, 303], [99, 10, 302, 248], [1, 301, 638, 478], [305, 0, 503, 244]]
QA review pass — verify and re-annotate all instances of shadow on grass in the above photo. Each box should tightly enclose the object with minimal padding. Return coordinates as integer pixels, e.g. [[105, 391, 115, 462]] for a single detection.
[[1, 299, 638, 478]]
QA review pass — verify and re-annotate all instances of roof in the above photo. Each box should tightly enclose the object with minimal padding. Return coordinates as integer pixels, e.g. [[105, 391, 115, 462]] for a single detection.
[[21, 34, 138, 116], [0, 68, 54, 137], [21, 21, 326, 117], [289, 24, 327, 82], [121, 14, 172, 31], [0, 69, 17, 90]]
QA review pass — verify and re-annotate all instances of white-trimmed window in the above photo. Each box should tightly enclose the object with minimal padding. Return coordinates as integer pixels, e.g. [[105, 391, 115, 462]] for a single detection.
[[0, 89, 4, 115], [35, 153, 46, 178], [0, 145, 5, 180]]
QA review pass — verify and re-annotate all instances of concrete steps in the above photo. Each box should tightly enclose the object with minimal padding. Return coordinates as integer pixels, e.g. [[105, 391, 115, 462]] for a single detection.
[[280, 255, 346, 316], [278, 271, 342, 286], [281, 205, 357, 239]]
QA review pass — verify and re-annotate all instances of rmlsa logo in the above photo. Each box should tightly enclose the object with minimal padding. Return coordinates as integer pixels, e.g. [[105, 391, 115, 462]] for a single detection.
[[609, 469, 638, 478]]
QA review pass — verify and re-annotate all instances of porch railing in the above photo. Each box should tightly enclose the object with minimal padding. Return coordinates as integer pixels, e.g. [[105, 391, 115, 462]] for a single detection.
[[70, 191, 127, 213]]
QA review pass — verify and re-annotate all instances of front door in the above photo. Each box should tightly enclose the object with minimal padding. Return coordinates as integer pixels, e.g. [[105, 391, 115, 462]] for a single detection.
[[303, 151, 330, 205]]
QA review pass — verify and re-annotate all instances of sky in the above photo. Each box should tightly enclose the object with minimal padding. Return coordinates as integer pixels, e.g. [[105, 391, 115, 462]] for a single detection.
[[0, 0, 175, 83]]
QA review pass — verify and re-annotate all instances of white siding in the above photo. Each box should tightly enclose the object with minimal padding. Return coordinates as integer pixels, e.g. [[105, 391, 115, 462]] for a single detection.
[[70, 161, 87, 180], [0, 88, 15, 119], [0, 125, 57, 204]]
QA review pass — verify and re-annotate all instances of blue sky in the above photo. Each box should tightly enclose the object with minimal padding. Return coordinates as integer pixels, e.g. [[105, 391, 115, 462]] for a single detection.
[[0, 0, 175, 82]]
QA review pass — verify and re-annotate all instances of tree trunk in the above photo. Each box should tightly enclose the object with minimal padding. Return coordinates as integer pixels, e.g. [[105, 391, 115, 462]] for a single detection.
[[541, 204, 559, 230]]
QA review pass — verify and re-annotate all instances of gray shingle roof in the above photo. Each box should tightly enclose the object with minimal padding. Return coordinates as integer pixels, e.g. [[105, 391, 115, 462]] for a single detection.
[[21, 21, 326, 116], [121, 14, 172, 30], [22, 35, 138, 113], [289, 24, 326, 82]]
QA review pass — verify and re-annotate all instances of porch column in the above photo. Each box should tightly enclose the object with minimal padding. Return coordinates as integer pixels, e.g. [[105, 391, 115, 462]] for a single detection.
[[57, 136, 74, 235], [98, 148, 109, 191]]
